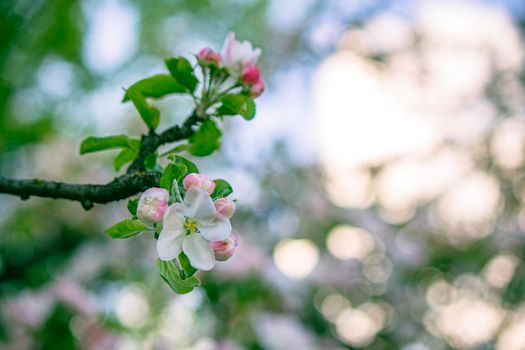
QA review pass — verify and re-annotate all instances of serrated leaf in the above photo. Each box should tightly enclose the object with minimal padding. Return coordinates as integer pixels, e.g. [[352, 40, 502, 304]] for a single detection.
[[241, 99, 256, 120], [160, 163, 187, 191], [126, 88, 160, 130], [160, 143, 189, 157], [211, 179, 233, 199], [113, 139, 140, 171], [114, 147, 138, 171], [80, 135, 131, 155], [189, 120, 221, 156], [106, 219, 148, 239], [165, 57, 198, 93], [217, 94, 249, 116], [122, 74, 185, 101], [127, 199, 139, 217], [168, 155, 199, 174], [178, 252, 198, 279], [157, 259, 200, 294]]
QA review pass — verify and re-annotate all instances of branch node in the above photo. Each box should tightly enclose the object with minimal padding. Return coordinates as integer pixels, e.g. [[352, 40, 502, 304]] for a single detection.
[[81, 199, 94, 210]]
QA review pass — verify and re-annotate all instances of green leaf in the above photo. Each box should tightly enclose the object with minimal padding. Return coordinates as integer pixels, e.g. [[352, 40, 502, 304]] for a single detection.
[[169, 155, 199, 174], [217, 94, 247, 115], [178, 252, 198, 279], [189, 120, 222, 156], [157, 259, 200, 294], [113, 139, 140, 171], [160, 143, 189, 157], [126, 89, 160, 130], [242, 99, 256, 120], [114, 147, 138, 171], [127, 199, 139, 217], [160, 163, 187, 191], [80, 135, 131, 155], [106, 219, 148, 239], [217, 94, 257, 120], [165, 57, 198, 93], [211, 179, 233, 199], [162, 156, 199, 194], [122, 74, 185, 101]]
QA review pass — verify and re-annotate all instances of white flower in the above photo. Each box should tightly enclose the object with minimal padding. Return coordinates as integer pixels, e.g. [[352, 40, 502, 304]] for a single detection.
[[157, 188, 231, 270], [220, 32, 261, 70]]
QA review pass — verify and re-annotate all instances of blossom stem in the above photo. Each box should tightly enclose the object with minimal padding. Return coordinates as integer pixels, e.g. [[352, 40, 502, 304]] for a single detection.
[[202, 67, 209, 98], [173, 258, 185, 279], [171, 179, 184, 204]]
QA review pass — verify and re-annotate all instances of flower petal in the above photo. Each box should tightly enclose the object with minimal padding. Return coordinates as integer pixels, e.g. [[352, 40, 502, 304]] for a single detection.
[[247, 48, 261, 64], [182, 234, 215, 271], [157, 229, 185, 261], [221, 32, 235, 66], [198, 215, 231, 242], [162, 203, 185, 231], [183, 188, 216, 222], [157, 204, 185, 261]]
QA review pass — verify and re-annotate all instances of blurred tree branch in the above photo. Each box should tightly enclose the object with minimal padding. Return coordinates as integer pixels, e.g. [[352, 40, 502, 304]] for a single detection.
[[0, 112, 200, 210]]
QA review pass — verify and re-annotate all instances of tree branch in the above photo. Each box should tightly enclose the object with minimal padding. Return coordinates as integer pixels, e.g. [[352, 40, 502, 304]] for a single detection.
[[127, 112, 199, 173], [0, 172, 160, 210], [0, 112, 201, 209]]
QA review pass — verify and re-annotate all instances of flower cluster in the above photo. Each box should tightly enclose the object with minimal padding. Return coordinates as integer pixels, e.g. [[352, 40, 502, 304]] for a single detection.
[[137, 173, 237, 271], [197, 32, 265, 98], [100, 32, 260, 294]]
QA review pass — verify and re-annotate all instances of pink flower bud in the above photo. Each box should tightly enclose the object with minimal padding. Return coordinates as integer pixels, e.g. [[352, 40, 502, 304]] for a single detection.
[[137, 188, 169, 225], [241, 63, 261, 85], [213, 233, 238, 261], [198, 47, 212, 60], [197, 47, 221, 66], [214, 197, 236, 218], [183, 173, 216, 194], [250, 79, 265, 98]]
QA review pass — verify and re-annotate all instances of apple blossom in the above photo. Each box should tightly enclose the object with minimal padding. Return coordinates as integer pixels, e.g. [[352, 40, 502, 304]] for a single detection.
[[157, 188, 231, 270], [241, 63, 261, 85], [197, 47, 221, 66], [250, 79, 265, 98], [221, 32, 261, 71], [183, 173, 216, 194], [213, 233, 238, 261], [214, 197, 236, 218], [137, 188, 169, 225]]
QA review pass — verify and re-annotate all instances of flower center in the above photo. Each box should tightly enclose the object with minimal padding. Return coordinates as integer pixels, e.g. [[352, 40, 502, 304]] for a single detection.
[[184, 218, 198, 234]]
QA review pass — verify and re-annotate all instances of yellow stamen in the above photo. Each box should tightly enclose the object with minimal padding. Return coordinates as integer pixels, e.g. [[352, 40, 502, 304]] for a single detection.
[[184, 218, 198, 234]]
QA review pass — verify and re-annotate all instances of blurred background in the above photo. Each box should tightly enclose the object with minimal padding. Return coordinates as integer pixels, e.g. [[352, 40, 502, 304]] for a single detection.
[[2, 0, 525, 349]]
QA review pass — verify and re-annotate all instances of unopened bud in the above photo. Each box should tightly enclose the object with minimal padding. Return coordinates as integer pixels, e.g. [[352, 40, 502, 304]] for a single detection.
[[137, 188, 169, 225], [250, 79, 265, 98], [197, 47, 221, 66], [213, 233, 238, 261], [241, 63, 261, 85], [214, 197, 236, 218], [183, 173, 216, 195]]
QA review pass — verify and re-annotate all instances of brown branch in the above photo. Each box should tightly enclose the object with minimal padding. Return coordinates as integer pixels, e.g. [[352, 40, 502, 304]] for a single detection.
[[0, 112, 201, 210], [127, 112, 199, 173], [0, 172, 160, 210]]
